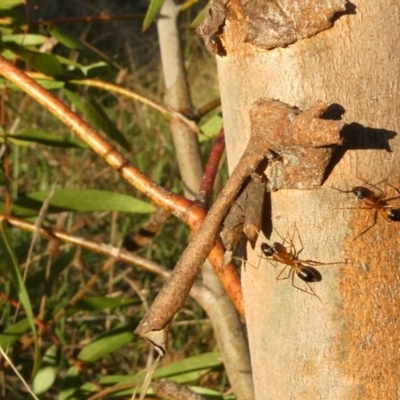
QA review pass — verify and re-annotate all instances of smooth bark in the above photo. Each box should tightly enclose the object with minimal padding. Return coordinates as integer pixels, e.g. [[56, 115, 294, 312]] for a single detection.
[[217, 1, 400, 398]]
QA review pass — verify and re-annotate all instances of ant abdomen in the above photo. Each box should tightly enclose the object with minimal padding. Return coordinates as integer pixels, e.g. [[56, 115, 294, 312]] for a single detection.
[[387, 209, 400, 221], [296, 266, 322, 283]]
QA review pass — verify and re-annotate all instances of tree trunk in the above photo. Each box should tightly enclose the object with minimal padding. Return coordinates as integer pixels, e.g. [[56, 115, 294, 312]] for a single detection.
[[215, 1, 400, 398]]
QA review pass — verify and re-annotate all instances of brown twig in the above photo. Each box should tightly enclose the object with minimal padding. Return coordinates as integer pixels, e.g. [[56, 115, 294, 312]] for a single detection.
[[197, 97, 222, 118], [197, 128, 225, 206]]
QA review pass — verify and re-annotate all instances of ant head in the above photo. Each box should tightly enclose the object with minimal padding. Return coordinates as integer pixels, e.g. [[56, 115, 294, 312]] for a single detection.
[[261, 243, 275, 257], [351, 186, 372, 199], [387, 209, 400, 221]]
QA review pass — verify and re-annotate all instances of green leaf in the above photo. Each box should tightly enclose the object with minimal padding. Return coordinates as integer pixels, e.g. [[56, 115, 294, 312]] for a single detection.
[[26, 251, 74, 290], [1, 34, 46, 46], [15, 189, 155, 214], [0, 10, 26, 28], [0, 200, 40, 217], [33, 345, 61, 395], [5, 45, 63, 76], [190, 2, 210, 28], [77, 324, 135, 363], [199, 114, 223, 142], [0, 222, 40, 374], [0, 0, 23, 9], [3, 129, 89, 149], [75, 61, 108, 78], [0, 318, 30, 348], [0, 76, 65, 91], [48, 25, 100, 62], [143, 0, 165, 31], [59, 366, 84, 400], [64, 88, 130, 150], [67, 296, 140, 313], [100, 352, 223, 385]]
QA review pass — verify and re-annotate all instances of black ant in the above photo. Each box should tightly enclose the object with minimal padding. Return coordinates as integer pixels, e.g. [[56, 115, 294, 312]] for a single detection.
[[333, 180, 400, 241], [258, 227, 341, 298]]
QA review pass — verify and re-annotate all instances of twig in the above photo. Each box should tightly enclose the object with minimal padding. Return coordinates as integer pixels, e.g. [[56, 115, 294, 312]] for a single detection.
[[197, 128, 225, 206]]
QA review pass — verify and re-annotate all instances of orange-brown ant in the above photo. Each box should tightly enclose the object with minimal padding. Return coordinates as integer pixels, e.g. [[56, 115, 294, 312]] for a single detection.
[[257, 227, 341, 298], [333, 180, 400, 240]]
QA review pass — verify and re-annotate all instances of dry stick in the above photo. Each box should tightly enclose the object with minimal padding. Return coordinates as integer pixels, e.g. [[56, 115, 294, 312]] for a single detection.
[[0, 212, 208, 313], [0, 214, 170, 279], [0, 347, 39, 400]]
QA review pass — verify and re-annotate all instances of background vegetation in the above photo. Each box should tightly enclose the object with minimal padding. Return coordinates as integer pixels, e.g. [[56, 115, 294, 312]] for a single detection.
[[0, 1, 232, 398]]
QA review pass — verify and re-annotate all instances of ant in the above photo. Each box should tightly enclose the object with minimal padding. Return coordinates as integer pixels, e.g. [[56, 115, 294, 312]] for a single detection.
[[258, 226, 341, 298], [333, 180, 400, 241]]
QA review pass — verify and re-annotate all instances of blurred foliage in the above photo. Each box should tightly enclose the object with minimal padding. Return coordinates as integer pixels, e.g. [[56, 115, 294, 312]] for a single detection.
[[0, 0, 229, 399]]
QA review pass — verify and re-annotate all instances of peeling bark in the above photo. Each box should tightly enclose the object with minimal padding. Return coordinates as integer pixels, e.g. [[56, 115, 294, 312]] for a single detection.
[[198, 0, 347, 54]]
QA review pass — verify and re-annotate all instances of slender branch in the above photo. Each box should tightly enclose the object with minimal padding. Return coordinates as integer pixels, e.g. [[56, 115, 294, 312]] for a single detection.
[[26, 73, 200, 133], [198, 128, 225, 205], [0, 213, 170, 279]]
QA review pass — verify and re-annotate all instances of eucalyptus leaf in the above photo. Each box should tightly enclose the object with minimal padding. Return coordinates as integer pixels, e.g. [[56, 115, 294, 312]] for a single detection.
[[143, 0, 165, 31], [64, 88, 130, 150], [1, 34, 46, 46], [15, 189, 155, 214], [3, 129, 89, 149], [48, 25, 100, 62], [0, 0, 24, 9], [77, 324, 135, 362]]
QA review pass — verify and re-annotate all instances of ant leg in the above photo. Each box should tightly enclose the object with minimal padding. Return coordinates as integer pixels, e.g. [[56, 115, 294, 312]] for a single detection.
[[382, 195, 400, 203], [294, 223, 304, 257], [274, 227, 290, 247], [290, 271, 320, 299], [301, 260, 344, 267], [235, 254, 275, 270], [357, 178, 387, 195], [352, 210, 378, 241], [262, 256, 278, 270], [276, 265, 291, 281], [333, 207, 373, 210], [387, 182, 400, 195]]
